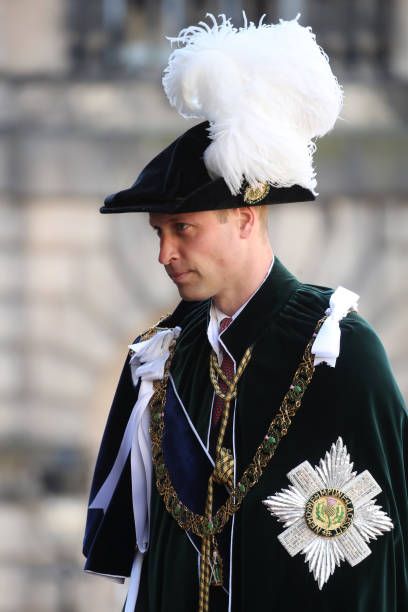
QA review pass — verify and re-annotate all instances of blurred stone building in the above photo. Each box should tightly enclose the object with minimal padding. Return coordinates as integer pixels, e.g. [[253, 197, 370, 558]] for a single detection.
[[0, 1, 407, 610]]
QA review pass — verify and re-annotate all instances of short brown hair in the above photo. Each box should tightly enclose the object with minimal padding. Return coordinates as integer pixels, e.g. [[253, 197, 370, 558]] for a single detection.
[[215, 209, 230, 224], [215, 206, 269, 233]]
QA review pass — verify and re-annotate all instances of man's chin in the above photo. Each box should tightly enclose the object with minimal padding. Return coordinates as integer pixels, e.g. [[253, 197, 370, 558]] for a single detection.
[[176, 286, 212, 302]]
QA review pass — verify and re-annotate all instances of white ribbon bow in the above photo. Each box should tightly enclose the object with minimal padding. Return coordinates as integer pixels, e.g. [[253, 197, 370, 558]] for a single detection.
[[311, 286, 359, 367], [88, 326, 180, 610]]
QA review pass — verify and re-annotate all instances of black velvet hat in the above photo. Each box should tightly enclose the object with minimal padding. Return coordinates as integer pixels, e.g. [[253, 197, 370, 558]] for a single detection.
[[100, 121, 315, 215], [101, 13, 343, 215]]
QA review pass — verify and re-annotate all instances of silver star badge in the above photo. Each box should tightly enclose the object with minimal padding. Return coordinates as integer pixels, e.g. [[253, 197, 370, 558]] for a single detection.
[[263, 437, 393, 589]]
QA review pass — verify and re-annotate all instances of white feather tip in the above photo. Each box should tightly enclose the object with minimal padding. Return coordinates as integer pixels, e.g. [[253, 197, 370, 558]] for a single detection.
[[162, 13, 343, 195]]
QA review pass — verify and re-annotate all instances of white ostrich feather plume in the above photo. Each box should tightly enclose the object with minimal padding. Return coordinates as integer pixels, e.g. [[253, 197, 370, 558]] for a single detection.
[[162, 13, 343, 195]]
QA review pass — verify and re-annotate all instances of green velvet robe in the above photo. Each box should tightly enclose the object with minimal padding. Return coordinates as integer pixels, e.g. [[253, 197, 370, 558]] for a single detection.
[[138, 258, 407, 611]]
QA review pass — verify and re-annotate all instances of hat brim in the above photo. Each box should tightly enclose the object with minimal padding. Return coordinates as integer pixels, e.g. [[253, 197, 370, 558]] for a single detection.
[[99, 177, 315, 214]]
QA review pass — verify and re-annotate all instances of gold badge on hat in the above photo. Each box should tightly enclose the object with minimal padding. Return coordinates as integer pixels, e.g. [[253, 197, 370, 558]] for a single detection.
[[243, 182, 270, 204]]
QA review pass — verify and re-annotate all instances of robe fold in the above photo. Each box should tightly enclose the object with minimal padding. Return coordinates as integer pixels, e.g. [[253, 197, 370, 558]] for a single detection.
[[84, 258, 408, 611]]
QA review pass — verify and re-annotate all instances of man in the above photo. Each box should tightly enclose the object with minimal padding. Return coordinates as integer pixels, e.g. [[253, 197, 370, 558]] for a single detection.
[[83, 14, 408, 612]]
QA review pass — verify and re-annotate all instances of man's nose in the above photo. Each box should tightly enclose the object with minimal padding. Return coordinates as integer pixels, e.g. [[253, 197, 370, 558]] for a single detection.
[[158, 235, 178, 265]]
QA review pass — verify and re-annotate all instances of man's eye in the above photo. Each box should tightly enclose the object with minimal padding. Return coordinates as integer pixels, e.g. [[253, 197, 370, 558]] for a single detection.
[[176, 223, 189, 232]]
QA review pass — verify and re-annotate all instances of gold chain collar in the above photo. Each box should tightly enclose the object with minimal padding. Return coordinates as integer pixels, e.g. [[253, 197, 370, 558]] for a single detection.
[[148, 315, 327, 612], [148, 315, 327, 540]]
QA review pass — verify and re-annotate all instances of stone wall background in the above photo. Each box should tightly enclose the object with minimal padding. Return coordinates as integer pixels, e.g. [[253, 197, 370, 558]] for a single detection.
[[0, 1, 407, 610]]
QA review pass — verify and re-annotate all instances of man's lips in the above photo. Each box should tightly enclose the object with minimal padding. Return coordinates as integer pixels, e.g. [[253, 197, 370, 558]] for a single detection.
[[167, 270, 192, 282]]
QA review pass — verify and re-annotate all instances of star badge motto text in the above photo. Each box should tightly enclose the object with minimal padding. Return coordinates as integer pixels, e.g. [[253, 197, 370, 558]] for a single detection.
[[263, 437, 393, 589]]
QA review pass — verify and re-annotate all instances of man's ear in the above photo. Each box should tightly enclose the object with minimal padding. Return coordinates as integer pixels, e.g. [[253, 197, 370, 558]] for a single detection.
[[238, 207, 256, 238]]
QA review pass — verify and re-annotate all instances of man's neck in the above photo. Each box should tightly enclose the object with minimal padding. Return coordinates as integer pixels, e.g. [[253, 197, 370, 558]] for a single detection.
[[213, 250, 274, 317]]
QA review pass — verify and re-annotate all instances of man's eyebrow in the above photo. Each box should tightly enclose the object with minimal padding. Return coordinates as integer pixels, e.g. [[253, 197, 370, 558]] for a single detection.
[[151, 216, 187, 226]]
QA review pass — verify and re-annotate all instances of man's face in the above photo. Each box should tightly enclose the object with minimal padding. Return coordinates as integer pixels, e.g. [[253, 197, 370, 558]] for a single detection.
[[149, 210, 242, 302]]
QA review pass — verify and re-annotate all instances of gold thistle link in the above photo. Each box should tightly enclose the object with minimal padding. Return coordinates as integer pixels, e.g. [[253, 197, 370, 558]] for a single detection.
[[210, 544, 223, 586], [244, 182, 270, 204]]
